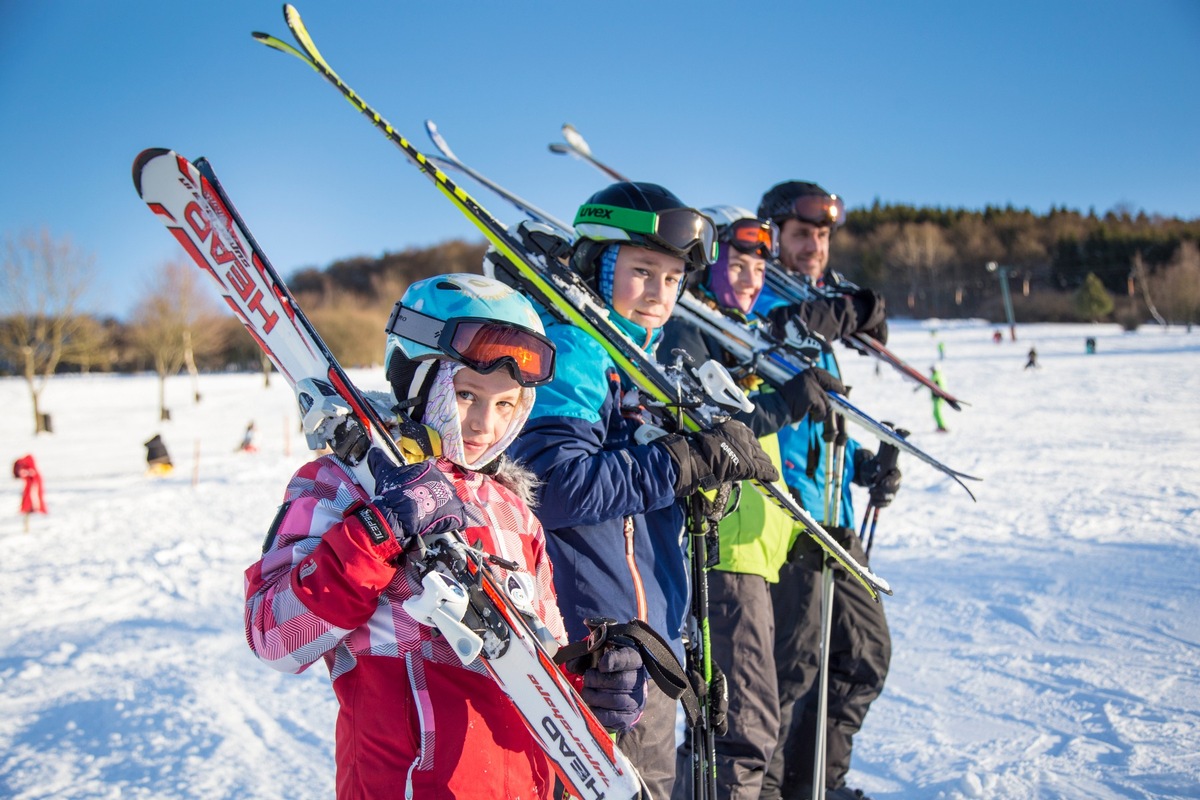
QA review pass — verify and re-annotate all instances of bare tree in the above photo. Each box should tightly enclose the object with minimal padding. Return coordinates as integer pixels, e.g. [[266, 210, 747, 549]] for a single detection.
[[61, 314, 114, 374], [0, 228, 97, 434], [1132, 252, 1167, 326], [128, 259, 223, 420], [888, 222, 954, 314], [1148, 242, 1200, 327]]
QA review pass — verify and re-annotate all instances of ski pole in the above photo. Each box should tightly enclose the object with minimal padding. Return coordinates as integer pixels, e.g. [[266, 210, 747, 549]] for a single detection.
[[858, 500, 876, 546], [686, 492, 721, 800], [812, 409, 847, 800]]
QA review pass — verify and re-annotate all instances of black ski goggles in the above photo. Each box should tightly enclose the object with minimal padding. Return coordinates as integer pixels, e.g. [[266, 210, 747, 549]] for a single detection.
[[575, 204, 718, 267], [387, 305, 557, 387], [720, 218, 779, 259], [780, 193, 845, 228]]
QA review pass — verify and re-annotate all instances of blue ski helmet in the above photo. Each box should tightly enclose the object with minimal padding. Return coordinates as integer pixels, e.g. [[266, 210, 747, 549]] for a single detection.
[[384, 274, 554, 469], [386, 274, 547, 366]]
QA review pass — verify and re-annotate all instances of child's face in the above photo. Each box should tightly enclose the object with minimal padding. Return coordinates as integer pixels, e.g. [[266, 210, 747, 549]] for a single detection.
[[725, 250, 767, 313], [610, 245, 686, 331], [453, 366, 523, 464]]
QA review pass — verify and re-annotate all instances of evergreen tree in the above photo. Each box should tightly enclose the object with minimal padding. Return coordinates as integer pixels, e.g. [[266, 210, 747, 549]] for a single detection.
[[1073, 272, 1115, 321]]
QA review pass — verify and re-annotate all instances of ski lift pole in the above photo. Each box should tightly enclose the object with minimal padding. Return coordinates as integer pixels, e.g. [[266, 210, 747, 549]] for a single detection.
[[987, 262, 1018, 341]]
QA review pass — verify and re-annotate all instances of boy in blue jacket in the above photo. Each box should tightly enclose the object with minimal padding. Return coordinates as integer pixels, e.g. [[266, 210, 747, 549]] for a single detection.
[[508, 182, 779, 799]]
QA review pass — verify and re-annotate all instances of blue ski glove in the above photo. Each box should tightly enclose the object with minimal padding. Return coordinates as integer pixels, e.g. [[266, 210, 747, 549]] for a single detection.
[[366, 449, 468, 548], [573, 645, 648, 734]]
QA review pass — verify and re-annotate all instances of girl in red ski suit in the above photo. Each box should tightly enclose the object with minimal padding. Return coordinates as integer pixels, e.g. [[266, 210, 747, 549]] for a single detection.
[[245, 275, 604, 800]]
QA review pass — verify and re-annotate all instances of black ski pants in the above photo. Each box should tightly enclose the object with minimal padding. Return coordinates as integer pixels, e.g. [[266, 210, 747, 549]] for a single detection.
[[760, 533, 891, 798], [672, 570, 780, 800], [620, 678, 680, 799]]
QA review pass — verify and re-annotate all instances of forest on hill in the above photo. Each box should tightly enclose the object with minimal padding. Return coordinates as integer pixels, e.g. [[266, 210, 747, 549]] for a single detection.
[[832, 203, 1200, 324], [3, 204, 1198, 387]]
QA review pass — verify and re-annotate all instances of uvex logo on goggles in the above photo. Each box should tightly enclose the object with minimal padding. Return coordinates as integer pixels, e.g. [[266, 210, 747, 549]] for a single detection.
[[576, 205, 613, 220], [573, 204, 718, 265]]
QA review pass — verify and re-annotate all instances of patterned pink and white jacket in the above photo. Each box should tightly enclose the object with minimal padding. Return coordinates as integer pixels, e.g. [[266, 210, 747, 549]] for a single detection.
[[245, 455, 566, 800]]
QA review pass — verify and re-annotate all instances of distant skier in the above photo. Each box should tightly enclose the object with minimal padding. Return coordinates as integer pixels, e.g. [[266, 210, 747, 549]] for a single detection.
[[237, 421, 258, 453], [931, 366, 949, 433], [13, 454, 48, 524], [144, 434, 173, 476], [1024, 346, 1039, 370], [993, 329, 1003, 344]]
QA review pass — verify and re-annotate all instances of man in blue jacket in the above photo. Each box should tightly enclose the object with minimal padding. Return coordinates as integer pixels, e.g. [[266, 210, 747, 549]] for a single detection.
[[754, 182, 901, 800], [508, 182, 779, 799]]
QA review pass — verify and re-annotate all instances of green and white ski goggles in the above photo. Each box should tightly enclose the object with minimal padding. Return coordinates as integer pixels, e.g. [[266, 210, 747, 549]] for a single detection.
[[574, 204, 718, 268]]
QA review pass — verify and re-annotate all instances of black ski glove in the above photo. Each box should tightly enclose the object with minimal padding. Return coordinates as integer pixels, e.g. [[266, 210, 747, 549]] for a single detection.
[[853, 448, 902, 508], [780, 368, 846, 425], [788, 526, 858, 571], [659, 420, 780, 497], [688, 661, 729, 737], [847, 288, 888, 344], [365, 449, 468, 550]]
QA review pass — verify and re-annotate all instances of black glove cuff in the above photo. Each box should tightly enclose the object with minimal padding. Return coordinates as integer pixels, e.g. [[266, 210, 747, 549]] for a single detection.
[[781, 372, 818, 423], [660, 434, 699, 496], [852, 450, 879, 487]]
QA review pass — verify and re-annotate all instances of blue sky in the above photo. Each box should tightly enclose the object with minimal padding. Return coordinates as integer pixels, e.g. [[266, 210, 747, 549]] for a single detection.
[[2, 1, 1197, 319]]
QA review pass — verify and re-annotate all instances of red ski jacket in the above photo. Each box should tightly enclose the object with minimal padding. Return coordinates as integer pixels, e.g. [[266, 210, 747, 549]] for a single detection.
[[245, 455, 566, 799]]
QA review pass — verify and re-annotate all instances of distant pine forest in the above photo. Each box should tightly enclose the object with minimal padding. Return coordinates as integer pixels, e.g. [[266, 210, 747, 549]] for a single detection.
[[4, 204, 1198, 377]]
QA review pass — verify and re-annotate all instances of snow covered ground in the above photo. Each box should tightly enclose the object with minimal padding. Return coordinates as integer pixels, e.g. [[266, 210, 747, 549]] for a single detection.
[[1, 321, 1197, 799]]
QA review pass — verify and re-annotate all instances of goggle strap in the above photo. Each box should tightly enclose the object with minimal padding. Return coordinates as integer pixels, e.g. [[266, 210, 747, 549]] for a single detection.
[[386, 303, 449, 351]]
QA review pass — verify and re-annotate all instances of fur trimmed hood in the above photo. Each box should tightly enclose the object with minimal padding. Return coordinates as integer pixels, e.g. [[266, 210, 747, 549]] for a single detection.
[[488, 455, 541, 510]]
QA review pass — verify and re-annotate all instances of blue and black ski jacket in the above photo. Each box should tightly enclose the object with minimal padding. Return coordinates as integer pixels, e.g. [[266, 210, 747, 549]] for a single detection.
[[507, 323, 689, 660]]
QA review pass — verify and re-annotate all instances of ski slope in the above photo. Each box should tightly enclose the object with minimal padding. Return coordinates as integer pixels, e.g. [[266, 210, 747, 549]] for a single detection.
[[1, 321, 1197, 799]]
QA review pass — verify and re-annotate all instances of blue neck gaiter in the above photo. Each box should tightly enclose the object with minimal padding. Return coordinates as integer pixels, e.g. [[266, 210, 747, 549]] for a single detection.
[[599, 243, 662, 353]]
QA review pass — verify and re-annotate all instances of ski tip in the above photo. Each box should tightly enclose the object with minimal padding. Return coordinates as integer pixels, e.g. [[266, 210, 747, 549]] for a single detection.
[[955, 476, 979, 502], [561, 123, 591, 156], [131, 148, 172, 196]]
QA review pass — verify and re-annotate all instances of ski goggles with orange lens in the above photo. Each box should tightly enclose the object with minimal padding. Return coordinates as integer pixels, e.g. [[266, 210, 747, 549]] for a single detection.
[[387, 306, 557, 387], [721, 218, 779, 259], [785, 193, 845, 228]]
